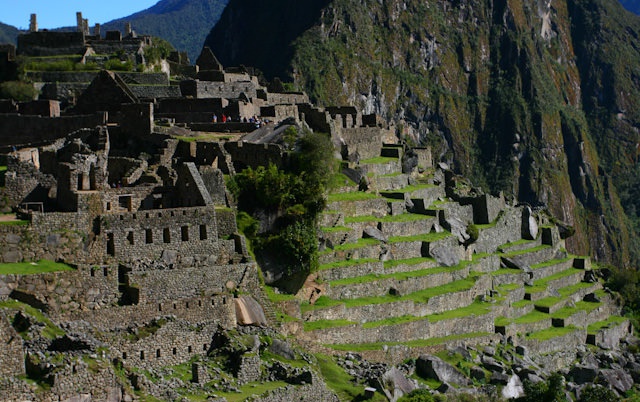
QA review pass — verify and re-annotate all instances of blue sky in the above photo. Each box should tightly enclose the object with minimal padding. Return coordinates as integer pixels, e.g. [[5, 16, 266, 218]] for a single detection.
[[0, 0, 158, 30]]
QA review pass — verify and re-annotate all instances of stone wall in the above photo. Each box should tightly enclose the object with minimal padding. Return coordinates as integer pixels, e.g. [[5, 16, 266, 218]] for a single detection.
[[131, 85, 181, 99], [0, 265, 119, 314], [260, 104, 299, 122], [520, 328, 587, 355], [224, 141, 286, 171], [588, 320, 631, 349], [265, 92, 309, 105], [131, 263, 259, 303], [0, 222, 89, 264], [0, 113, 107, 150], [0, 310, 24, 377], [100, 205, 221, 264], [180, 80, 258, 99], [17, 31, 85, 56], [339, 127, 386, 160], [69, 294, 236, 330]]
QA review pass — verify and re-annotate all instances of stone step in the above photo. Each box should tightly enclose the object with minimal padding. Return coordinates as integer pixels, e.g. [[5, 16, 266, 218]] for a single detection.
[[369, 173, 410, 191], [387, 232, 458, 261], [498, 239, 542, 254], [319, 226, 358, 247], [343, 213, 437, 238], [501, 245, 564, 270], [586, 317, 630, 349], [491, 268, 528, 287]]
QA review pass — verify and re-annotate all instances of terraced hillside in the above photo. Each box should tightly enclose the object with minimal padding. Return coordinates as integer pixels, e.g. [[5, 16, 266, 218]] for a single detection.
[[279, 144, 630, 366]]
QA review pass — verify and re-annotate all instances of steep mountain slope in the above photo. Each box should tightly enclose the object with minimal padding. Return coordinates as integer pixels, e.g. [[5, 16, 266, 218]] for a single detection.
[[0, 22, 20, 45], [103, 0, 229, 61], [206, 0, 640, 267]]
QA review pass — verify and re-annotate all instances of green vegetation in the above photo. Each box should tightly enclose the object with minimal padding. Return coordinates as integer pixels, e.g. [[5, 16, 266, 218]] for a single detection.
[[388, 231, 451, 243], [0, 299, 64, 339], [384, 257, 435, 269], [521, 372, 568, 402], [0, 81, 38, 101], [328, 332, 492, 351], [587, 316, 627, 334], [0, 259, 74, 275], [303, 319, 355, 331], [327, 191, 379, 202], [229, 130, 335, 276], [525, 326, 578, 341], [359, 156, 398, 164], [318, 258, 379, 271], [345, 213, 433, 224], [329, 264, 465, 287], [315, 354, 370, 401]]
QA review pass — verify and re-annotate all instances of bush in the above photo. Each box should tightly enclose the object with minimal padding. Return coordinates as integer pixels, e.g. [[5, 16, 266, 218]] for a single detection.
[[104, 59, 133, 71], [0, 81, 37, 101], [398, 389, 435, 402], [577, 385, 618, 402]]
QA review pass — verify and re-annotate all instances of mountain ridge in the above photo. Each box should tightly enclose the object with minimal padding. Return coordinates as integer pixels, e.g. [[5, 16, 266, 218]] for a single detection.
[[206, 0, 640, 268]]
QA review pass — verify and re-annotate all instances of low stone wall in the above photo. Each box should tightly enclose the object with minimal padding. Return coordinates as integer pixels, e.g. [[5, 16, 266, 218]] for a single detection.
[[529, 258, 574, 280], [588, 320, 631, 349], [319, 260, 384, 282], [505, 301, 535, 318], [360, 160, 402, 176], [519, 328, 586, 354], [510, 247, 563, 268], [0, 223, 88, 264], [325, 266, 469, 300], [492, 271, 528, 287], [50, 359, 122, 402], [502, 318, 553, 338], [371, 173, 410, 191], [251, 374, 339, 402], [545, 271, 585, 293], [340, 127, 385, 161], [319, 243, 382, 265], [553, 310, 587, 328], [471, 254, 501, 273], [379, 218, 436, 237], [326, 198, 388, 218]]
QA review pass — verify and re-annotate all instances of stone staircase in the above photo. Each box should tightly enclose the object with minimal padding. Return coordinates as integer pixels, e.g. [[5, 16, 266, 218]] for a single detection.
[[292, 144, 626, 361]]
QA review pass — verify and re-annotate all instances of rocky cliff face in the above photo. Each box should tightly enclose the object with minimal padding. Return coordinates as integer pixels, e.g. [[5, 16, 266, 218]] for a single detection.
[[206, 0, 640, 267]]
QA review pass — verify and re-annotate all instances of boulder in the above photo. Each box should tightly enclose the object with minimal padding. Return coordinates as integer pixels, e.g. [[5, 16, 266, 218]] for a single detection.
[[501, 375, 524, 399], [416, 355, 470, 386], [598, 369, 634, 394], [234, 296, 267, 326], [269, 339, 295, 360], [363, 226, 388, 243], [481, 355, 506, 374], [382, 367, 416, 399], [445, 217, 470, 243], [568, 364, 599, 385], [489, 372, 509, 385], [522, 206, 538, 240], [161, 249, 178, 265], [429, 244, 460, 267]]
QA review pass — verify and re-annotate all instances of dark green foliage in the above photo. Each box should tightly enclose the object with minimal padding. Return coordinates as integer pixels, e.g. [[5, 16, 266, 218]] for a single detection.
[[229, 130, 334, 275], [0, 81, 37, 101], [144, 37, 175, 65], [578, 385, 619, 402], [104, 59, 134, 72], [398, 389, 436, 402], [519, 373, 567, 402], [103, 0, 230, 61], [606, 265, 640, 330], [466, 223, 479, 243]]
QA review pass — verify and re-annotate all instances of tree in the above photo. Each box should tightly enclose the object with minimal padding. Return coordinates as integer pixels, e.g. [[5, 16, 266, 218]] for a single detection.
[[578, 385, 619, 402]]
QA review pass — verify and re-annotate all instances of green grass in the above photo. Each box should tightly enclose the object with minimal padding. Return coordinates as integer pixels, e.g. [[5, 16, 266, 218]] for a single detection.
[[533, 268, 584, 287], [327, 191, 380, 202], [329, 264, 465, 287], [318, 258, 379, 271], [304, 319, 356, 331], [512, 300, 533, 308], [320, 237, 380, 253], [327, 332, 492, 351], [263, 285, 297, 303], [320, 226, 351, 233], [587, 316, 627, 334], [498, 239, 535, 251], [526, 326, 578, 341], [0, 219, 29, 226], [497, 283, 522, 292], [0, 259, 75, 275], [345, 213, 433, 224], [557, 282, 594, 297], [491, 268, 521, 276], [501, 244, 550, 257], [304, 276, 478, 312], [512, 310, 550, 324], [360, 156, 398, 164], [534, 296, 563, 309], [315, 354, 366, 401], [427, 300, 493, 322], [217, 381, 290, 402], [0, 299, 64, 339], [328, 173, 357, 190], [388, 231, 451, 243], [530, 256, 573, 269]]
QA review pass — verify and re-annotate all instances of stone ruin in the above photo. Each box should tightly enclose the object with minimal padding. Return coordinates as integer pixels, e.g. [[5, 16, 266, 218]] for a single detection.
[[0, 22, 635, 402]]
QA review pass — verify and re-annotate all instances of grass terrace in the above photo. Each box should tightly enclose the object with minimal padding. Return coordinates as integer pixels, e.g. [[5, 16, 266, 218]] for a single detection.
[[530, 256, 573, 269], [380, 183, 438, 194], [552, 300, 602, 319], [359, 156, 399, 164], [320, 226, 352, 233], [303, 276, 478, 312], [327, 191, 380, 202], [0, 259, 75, 275], [383, 257, 436, 269], [345, 213, 433, 224], [327, 332, 493, 352], [530, 268, 585, 288], [525, 325, 578, 341], [318, 258, 379, 271], [501, 244, 550, 258], [388, 231, 451, 243], [587, 316, 627, 334], [320, 238, 380, 253], [303, 319, 356, 331], [328, 264, 466, 287]]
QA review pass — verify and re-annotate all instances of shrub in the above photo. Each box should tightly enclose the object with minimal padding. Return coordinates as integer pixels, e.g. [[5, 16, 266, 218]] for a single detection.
[[0, 81, 37, 101]]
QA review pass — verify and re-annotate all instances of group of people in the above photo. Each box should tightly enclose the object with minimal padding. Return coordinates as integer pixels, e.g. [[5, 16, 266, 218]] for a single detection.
[[212, 114, 268, 128]]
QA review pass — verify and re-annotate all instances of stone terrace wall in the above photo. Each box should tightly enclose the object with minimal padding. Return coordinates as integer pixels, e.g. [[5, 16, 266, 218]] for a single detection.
[[0, 223, 88, 264], [70, 294, 236, 330], [474, 207, 523, 254], [131, 85, 181, 100], [0, 113, 107, 150], [180, 80, 258, 99], [0, 265, 119, 314], [17, 31, 85, 56], [131, 263, 259, 303], [265, 92, 309, 105], [49, 359, 122, 402], [339, 127, 385, 160], [116, 321, 218, 370]]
